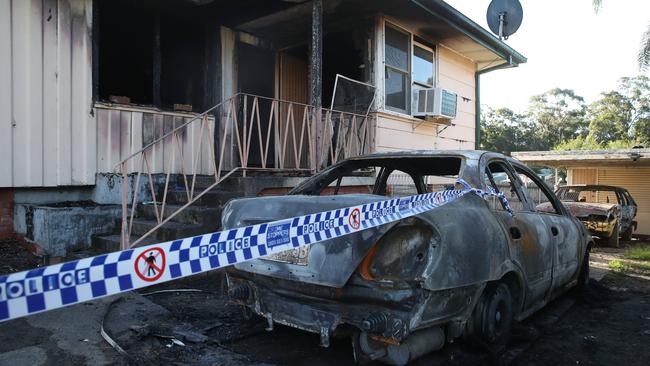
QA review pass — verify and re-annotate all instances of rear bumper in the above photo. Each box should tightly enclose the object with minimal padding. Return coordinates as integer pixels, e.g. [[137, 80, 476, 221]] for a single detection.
[[226, 270, 480, 344]]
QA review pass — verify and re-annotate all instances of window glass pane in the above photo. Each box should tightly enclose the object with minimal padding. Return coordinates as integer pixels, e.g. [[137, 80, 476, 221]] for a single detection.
[[385, 25, 409, 70], [385, 68, 408, 111], [413, 46, 434, 86]]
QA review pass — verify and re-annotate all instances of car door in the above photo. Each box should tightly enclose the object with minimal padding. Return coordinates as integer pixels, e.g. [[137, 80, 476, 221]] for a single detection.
[[618, 190, 636, 231], [482, 159, 554, 309], [510, 162, 582, 292]]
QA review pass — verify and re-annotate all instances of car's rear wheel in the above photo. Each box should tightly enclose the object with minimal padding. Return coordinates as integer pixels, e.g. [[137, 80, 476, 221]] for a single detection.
[[607, 224, 620, 247], [467, 283, 513, 354]]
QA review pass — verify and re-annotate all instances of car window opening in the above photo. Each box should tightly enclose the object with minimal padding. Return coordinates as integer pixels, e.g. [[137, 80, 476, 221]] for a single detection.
[[291, 157, 463, 196]]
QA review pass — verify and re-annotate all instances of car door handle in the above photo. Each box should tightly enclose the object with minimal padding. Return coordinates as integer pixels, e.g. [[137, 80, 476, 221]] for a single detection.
[[551, 226, 559, 236], [509, 226, 522, 239]]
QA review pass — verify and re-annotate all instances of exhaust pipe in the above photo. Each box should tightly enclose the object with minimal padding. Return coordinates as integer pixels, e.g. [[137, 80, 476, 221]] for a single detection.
[[356, 327, 445, 366]]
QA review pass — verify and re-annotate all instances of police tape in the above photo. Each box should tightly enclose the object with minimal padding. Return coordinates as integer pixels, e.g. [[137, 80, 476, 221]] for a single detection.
[[0, 180, 511, 323]]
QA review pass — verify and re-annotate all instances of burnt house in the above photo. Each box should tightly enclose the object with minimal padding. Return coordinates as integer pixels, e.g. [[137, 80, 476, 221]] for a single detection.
[[0, 0, 525, 254]]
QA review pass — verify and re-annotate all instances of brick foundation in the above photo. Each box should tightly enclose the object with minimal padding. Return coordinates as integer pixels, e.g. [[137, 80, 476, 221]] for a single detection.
[[0, 188, 14, 239]]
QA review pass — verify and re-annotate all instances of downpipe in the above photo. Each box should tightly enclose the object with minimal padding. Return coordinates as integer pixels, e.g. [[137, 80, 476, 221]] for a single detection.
[[355, 326, 445, 366]]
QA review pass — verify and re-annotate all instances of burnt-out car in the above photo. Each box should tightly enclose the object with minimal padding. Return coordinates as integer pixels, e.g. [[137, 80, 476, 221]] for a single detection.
[[223, 151, 592, 365], [543, 185, 637, 247]]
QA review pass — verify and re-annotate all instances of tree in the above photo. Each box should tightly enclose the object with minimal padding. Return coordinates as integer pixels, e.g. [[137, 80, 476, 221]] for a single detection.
[[480, 107, 544, 155], [585, 76, 650, 145], [586, 91, 633, 143], [619, 76, 650, 143], [526, 88, 587, 148], [593, 0, 650, 70], [554, 135, 636, 151]]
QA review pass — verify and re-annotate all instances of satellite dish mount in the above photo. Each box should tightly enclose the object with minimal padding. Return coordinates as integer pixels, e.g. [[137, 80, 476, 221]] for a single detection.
[[487, 0, 523, 41]]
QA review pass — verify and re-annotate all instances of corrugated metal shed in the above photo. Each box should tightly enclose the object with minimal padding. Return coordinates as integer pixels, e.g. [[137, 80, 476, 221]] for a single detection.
[[0, 0, 95, 187], [565, 167, 650, 235], [598, 167, 650, 235]]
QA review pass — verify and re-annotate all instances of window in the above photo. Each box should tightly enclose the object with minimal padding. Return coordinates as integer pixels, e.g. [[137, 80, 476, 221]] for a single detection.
[[384, 24, 410, 113], [483, 162, 526, 212], [383, 22, 436, 115], [557, 187, 620, 205], [292, 157, 462, 196], [513, 167, 560, 214], [385, 170, 419, 197], [413, 45, 434, 87], [97, 0, 212, 111]]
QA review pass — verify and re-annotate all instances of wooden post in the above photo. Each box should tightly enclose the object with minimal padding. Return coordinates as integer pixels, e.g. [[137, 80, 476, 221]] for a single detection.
[[309, 0, 323, 170]]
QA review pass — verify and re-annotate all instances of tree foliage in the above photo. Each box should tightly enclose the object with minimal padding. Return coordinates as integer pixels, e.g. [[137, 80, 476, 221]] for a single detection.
[[480, 108, 543, 155], [480, 76, 650, 154], [526, 88, 587, 147]]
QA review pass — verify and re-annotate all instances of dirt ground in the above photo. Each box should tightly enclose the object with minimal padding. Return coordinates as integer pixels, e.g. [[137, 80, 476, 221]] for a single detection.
[[1, 238, 650, 365], [0, 236, 42, 274]]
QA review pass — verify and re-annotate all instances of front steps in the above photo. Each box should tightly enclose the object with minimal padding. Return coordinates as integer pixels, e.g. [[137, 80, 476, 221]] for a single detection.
[[91, 187, 240, 252]]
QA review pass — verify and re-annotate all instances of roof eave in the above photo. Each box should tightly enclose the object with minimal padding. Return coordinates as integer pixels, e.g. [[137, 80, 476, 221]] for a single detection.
[[411, 0, 527, 67]]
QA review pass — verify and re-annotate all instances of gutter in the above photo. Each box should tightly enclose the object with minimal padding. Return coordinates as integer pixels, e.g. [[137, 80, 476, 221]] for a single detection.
[[474, 60, 517, 149]]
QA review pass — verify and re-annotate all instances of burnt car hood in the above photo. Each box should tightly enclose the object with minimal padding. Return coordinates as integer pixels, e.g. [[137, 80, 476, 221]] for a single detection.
[[558, 202, 617, 218], [221, 194, 396, 288]]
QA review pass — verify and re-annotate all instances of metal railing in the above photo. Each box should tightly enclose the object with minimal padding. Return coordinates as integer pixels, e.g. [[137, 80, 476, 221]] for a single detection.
[[114, 93, 375, 249]]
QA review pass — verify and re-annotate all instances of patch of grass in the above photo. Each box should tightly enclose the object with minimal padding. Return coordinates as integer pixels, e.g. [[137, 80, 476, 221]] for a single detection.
[[626, 246, 650, 261], [609, 259, 631, 272], [609, 259, 650, 274]]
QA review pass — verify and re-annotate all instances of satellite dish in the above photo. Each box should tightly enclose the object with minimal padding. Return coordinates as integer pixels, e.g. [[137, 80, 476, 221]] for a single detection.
[[486, 0, 523, 40]]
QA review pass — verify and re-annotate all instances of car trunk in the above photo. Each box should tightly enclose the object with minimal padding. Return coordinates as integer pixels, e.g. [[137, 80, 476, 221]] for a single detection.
[[222, 194, 396, 288]]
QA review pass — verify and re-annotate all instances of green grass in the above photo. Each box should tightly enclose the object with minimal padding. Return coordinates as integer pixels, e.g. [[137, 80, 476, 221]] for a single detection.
[[626, 246, 650, 261], [609, 259, 650, 274], [609, 259, 631, 272]]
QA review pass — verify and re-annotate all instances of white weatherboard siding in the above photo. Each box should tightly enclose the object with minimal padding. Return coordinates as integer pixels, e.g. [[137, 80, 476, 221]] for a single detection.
[[0, 0, 94, 187], [94, 106, 215, 175]]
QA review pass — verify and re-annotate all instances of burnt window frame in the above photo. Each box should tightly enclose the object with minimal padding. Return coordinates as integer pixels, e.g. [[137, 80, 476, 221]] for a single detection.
[[93, 0, 216, 112]]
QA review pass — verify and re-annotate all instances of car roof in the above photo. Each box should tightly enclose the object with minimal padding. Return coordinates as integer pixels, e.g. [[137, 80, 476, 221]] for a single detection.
[[559, 184, 628, 192], [348, 150, 490, 161]]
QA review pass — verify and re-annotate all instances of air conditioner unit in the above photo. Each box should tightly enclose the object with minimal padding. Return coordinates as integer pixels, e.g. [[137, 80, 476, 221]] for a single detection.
[[412, 87, 458, 120]]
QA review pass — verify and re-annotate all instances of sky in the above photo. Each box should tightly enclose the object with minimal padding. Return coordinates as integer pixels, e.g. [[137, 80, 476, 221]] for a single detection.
[[445, 0, 650, 112]]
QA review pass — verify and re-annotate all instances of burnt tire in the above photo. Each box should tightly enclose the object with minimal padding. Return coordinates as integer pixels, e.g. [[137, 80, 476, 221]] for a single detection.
[[607, 224, 620, 248], [576, 249, 590, 293], [468, 283, 513, 354], [622, 226, 633, 241]]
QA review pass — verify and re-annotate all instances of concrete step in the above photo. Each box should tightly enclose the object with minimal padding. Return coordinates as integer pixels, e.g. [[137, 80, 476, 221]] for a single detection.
[[130, 219, 217, 243], [165, 189, 242, 207], [91, 234, 164, 253], [136, 203, 223, 226]]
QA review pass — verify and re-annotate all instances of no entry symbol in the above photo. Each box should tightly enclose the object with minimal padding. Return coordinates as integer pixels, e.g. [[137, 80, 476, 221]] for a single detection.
[[348, 208, 361, 230], [134, 247, 166, 282]]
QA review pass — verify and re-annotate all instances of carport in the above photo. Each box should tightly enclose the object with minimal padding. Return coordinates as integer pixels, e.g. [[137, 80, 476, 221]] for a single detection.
[[512, 149, 650, 236]]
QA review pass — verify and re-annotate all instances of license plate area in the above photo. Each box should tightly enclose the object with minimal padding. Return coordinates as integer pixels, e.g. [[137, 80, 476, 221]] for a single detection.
[[264, 246, 310, 266]]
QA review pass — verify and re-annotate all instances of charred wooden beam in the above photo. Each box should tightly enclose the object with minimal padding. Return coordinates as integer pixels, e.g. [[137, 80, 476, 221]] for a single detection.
[[309, 0, 324, 169], [153, 8, 161, 107]]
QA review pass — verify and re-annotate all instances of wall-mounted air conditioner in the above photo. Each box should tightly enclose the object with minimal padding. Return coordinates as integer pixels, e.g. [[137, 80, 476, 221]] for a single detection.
[[412, 87, 458, 119]]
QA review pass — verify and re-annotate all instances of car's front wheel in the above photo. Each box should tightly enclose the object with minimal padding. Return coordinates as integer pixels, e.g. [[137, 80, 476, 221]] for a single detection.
[[621, 225, 633, 241], [607, 224, 620, 247], [576, 249, 590, 292], [467, 283, 513, 354]]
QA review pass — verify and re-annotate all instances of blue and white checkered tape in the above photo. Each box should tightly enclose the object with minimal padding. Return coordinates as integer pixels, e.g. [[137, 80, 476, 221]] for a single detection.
[[0, 179, 511, 322]]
